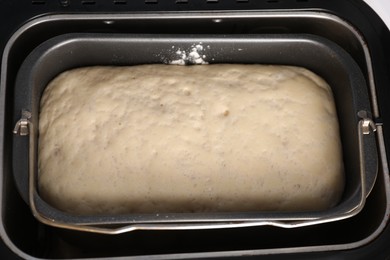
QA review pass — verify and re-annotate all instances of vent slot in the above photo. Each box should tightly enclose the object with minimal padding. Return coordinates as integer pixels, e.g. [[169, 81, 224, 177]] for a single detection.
[[59, 0, 70, 6], [175, 0, 188, 3], [206, 0, 219, 3], [236, 0, 249, 2], [81, 0, 96, 4], [145, 0, 158, 3], [113, 0, 127, 4], [31, 0, 46, 4]]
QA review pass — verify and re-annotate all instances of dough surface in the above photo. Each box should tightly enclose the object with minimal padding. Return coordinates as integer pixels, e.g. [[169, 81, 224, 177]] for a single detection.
[[38, 64, 344, 215]]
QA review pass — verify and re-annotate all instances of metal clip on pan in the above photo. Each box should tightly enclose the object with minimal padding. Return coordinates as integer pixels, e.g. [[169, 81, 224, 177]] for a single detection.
[[13, 110, 31, 136], [13, 109, 377, 234]]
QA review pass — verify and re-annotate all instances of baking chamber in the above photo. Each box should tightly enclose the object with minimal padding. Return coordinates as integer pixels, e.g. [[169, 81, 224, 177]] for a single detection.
[[11, 33, 377, 233]]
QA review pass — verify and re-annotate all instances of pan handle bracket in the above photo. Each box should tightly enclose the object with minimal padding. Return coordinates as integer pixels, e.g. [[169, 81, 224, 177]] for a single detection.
[[13, 109, 32, 136], [358, 110, 377, 134]]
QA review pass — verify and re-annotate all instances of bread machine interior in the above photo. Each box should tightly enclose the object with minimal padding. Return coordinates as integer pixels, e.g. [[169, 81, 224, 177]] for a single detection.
[[1, 5, 389, 259]]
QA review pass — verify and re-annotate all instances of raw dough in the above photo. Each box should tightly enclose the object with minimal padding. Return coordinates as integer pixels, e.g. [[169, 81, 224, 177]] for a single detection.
[[38, 64, 344, 215]]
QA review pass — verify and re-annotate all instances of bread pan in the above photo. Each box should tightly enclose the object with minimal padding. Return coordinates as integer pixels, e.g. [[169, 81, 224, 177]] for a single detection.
[[12, 33, 378, 234]]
